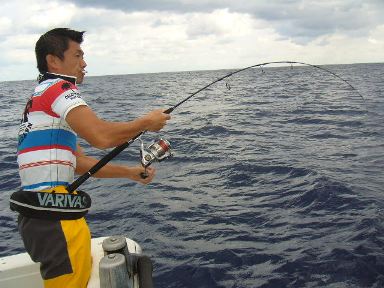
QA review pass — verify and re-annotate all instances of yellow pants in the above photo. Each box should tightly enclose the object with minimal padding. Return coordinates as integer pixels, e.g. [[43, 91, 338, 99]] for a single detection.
[[44, 218, 91, 288]]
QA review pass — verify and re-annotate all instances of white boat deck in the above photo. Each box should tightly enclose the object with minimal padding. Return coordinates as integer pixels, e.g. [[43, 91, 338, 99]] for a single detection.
[[0, 237, 142, 288]]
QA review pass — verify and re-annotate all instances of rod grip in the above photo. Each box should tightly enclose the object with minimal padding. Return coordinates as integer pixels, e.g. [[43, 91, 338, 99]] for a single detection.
[[164, 107, 174, 114]]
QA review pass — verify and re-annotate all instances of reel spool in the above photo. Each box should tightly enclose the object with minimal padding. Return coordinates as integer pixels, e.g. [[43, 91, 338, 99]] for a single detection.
[[139, 138, 173, 178]]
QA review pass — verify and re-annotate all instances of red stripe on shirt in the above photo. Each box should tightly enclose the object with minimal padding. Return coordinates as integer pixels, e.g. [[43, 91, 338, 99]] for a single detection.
[[29, 80, 78, 118], [29, 95, 59, 118], [19, 160, 74, 170], [18, 144, 76, 155]]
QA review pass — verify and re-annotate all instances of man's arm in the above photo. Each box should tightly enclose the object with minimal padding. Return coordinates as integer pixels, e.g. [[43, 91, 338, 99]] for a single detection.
[[75, 144, 155, 184], [66, 105, 170, 149]]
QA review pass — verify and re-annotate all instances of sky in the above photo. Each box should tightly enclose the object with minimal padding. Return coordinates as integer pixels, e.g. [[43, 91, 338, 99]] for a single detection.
[[0, 0, 383, 81]]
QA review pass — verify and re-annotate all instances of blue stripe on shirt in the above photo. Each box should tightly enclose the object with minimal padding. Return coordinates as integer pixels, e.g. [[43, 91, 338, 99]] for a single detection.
[[18, 129, 77, 152]]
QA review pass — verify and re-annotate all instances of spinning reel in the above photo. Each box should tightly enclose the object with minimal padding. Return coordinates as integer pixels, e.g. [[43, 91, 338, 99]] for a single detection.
[[139, 137, 173, 179]]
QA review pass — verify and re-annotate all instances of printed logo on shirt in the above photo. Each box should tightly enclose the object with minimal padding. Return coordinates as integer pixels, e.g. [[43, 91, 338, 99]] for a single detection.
[[61, 82, 71, 91], [22, 98, 33, 123], [18, 99, 34, 148], [18, 122, 33, 148], [65, 91, 81, 101]]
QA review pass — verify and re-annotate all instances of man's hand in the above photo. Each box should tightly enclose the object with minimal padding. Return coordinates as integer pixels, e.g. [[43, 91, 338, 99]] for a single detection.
[[76, 144, 156, 184], [142, 109, 171, 132], [127, 166, 156, 185]]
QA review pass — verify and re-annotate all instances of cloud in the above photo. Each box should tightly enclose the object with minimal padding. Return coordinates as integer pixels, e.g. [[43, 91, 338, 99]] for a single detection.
[[0, 17, 12, 36], [67, 0, 224, 13], [261, 1, 382, 43], [184, 9, 254, 39], [0, 0, 80, 80], [69, 0, 384, 43], [0, 0, 383, 81]]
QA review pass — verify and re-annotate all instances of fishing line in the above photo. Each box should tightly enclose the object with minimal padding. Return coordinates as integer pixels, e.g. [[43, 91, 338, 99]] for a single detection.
[[164, 61, 363, 114], [66, 61, 363, 192]]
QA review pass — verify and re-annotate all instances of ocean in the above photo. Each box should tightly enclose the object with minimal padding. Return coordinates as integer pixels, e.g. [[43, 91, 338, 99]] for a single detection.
[[0, 63, 383, 287]]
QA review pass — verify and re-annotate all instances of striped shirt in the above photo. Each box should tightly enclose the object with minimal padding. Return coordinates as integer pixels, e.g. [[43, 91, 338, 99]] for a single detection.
[[17, 75, 87, 191]]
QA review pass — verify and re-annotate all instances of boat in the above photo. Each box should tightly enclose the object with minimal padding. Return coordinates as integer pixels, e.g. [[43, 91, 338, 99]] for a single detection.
[[0, 235, 153, 288]]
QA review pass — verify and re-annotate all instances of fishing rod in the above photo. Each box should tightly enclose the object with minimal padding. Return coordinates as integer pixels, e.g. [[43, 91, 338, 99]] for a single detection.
[[66, 61, 362, 192], [166, 61, 363, 113]]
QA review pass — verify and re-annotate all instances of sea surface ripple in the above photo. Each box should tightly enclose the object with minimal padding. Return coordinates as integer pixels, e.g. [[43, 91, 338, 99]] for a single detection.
[[0, 63, 383, 287]]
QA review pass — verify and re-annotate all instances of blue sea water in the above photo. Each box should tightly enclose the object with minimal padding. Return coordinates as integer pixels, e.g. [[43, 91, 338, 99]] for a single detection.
[[0, 63, 383, 287]]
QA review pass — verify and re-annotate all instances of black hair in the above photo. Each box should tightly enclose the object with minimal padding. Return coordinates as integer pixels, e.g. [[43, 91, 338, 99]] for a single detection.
[[35, 28, 85, 73]]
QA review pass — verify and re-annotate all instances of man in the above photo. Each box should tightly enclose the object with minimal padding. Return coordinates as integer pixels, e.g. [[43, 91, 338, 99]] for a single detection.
[[16, 28, 170, 288]]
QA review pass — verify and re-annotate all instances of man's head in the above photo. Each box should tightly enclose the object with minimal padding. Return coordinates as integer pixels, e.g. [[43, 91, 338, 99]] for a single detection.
[[35, 28, 87, 83]]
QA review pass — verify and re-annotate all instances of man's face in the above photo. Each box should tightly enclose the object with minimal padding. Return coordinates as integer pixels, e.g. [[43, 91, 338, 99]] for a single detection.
[[55, 40, 87, 84]]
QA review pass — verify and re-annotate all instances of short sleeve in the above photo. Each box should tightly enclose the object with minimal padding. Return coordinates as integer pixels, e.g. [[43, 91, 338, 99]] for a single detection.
[[50, 82, 88, 119]]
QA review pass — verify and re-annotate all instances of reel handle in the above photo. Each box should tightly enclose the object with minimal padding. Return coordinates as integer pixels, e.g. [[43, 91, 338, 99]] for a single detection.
[[140, 172, 148, 179]]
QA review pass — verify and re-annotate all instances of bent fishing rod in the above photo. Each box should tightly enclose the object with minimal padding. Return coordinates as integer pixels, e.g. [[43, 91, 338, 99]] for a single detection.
[[66, 61, 363, 193]]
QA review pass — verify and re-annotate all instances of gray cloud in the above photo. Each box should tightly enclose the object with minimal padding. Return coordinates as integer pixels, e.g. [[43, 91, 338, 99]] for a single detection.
[[66, 0, 384, 44], [67, 0, 220, 13]]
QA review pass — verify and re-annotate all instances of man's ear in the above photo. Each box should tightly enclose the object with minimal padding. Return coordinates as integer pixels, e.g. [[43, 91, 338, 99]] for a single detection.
[[46, 54, 60, 71]]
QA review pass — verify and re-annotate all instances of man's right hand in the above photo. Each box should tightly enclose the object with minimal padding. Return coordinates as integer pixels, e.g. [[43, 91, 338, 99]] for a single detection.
[[143, 109, 171, 132]]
